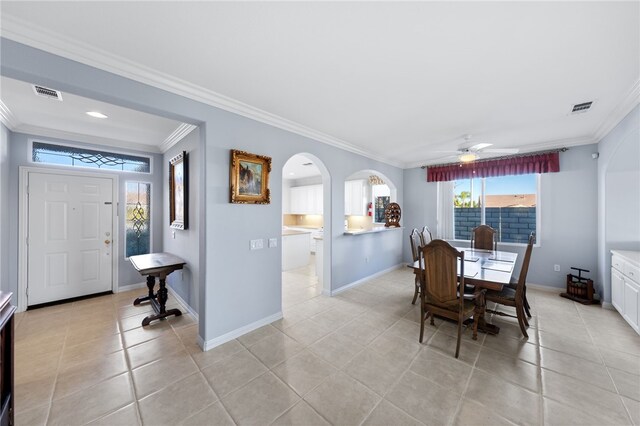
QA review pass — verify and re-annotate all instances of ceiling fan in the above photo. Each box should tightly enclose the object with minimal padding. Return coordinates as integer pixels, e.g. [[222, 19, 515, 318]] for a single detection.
[[432, 134, 520, 163]]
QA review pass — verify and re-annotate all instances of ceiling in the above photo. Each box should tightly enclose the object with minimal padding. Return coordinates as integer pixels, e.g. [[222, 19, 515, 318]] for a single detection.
[[0, 76, 189, 153], [1, 2, 638, 166], [283, 154, 321, 180]]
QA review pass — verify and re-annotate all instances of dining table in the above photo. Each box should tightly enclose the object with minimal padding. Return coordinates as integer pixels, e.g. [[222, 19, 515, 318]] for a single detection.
[[409, 246, 518, 335]]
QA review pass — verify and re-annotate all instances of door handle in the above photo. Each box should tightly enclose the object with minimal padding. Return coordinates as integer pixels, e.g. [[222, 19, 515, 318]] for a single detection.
[[104, 240, 111, 245]]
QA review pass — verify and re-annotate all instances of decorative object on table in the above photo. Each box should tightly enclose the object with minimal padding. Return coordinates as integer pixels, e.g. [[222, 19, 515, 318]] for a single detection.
[[169, 151, 189, 230], [561, 267, 598, 305], [230, 149, 271, 204], [130, 252, 186, 326], [384, 202, 401, 227]]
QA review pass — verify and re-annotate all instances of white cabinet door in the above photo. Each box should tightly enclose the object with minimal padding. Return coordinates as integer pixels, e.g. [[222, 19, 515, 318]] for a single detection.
[[623, 279, 639, 331], [345, 180, 366, 216], [290, 187, 304, 214], [612, 268, 624, 312], [312, 185, 323, 215]]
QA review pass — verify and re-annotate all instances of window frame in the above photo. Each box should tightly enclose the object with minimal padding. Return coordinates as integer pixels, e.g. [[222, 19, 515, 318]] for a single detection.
[[28, 138, 153, 175], [124, 180, 153, 260], [450, 174, 541, 248]]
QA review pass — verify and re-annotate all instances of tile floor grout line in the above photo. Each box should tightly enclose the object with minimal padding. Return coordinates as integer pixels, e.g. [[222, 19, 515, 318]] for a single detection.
[[43, 319, 71, 425], [576, 297, 636, 426]]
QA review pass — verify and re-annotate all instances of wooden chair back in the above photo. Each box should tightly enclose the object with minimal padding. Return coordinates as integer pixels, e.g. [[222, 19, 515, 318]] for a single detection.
[[419, 240, 464, 306], [420, 226, 433, 246], [471, 225, 497, 251], [409, 228, 421, 262], [515, 233, 535, 300]]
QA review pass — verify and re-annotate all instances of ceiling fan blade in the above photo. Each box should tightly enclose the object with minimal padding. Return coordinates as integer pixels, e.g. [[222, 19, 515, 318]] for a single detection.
[[429, 154, 460, 163], [482, 148, 520, 154]]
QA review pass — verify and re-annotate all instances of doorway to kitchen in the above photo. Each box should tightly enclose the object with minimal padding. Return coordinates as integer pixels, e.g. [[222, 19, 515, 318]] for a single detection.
[[281, 153, 331, 309]]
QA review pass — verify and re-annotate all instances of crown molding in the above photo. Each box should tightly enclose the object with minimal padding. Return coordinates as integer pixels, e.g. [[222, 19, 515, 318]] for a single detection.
[[592, 79, 640, 142], [13, 123, 162, 154], [0, 100, 19, 129], [0, 15, 404, 168], [404, 135, 597, 169], [160, 123, 197, 154]]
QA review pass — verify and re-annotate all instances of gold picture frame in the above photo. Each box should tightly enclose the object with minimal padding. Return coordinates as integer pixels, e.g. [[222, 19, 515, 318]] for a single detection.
[[169, 151, 189, 229], [230, 149, 271, 204]]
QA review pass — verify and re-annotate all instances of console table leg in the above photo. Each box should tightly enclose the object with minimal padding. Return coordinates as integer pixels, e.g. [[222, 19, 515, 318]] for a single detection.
[[157, 277, 168, 315], [133, 276, 156, 305]]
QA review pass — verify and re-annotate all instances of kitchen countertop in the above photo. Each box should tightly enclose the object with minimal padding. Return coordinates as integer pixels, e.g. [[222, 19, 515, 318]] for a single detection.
[[344, 227, 404, 235], [282, 229, 312, 237]]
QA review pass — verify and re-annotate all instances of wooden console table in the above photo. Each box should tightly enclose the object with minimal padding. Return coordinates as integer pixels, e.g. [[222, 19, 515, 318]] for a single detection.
[[129, 253, 186, 326]]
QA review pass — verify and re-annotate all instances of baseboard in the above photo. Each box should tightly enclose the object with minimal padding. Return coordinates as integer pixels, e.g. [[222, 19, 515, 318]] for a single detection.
[[199, 311, 283, 351], [526, 283, 563, 293], [602, 302, 615, 310], [330, 263, 404, 296], [167, 286, 199, 323], [116, 282, 146, 293]]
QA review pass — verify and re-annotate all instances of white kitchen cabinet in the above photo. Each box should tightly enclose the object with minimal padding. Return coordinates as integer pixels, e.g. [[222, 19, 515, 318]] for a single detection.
[[345, 179, 366, 216], [611, 250, 640, 334], [624, 280, 639, 330], [289, 185, 322, 215], [612, 268, 624, 312]]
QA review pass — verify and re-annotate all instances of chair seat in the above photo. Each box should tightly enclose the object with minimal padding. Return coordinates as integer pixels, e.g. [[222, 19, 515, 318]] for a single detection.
[[427, 298, 476, 315], [486, 286, 516, 301]]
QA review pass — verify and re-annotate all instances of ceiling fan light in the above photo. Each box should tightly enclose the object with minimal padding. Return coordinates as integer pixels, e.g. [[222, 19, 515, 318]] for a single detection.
[[459, 153, 477, 163]]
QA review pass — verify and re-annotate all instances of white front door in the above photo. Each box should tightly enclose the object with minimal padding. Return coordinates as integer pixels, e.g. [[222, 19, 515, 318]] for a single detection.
[[27, 172, 114, 305]]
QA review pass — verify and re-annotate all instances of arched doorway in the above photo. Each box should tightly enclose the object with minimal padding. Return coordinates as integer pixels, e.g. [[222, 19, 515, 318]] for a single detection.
[[281, 153, 331, 308]]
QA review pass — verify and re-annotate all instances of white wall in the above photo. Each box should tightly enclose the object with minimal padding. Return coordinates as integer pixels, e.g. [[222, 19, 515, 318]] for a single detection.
[[163, 128, 201, 313], [402, 144, 600, 290], [0, 124, 9, 300], [597, 105, 640, 303]]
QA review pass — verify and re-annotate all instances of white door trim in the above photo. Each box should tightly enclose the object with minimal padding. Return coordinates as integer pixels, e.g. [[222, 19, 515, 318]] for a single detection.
[[18, 166, 119, 312]]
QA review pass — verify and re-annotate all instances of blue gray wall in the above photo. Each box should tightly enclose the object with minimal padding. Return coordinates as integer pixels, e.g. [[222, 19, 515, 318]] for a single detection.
[[0, 38, 404, 346], [163, 128, 201, 313], [6, 132, 164, 298], [597, 105, 640, 303], [402, 144, 600, 290]]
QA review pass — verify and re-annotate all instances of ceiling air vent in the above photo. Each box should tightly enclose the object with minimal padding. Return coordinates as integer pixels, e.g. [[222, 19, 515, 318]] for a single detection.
[[302, 162, 313, 166], [571, 101, 593, 114], [32, 85, 63, 101]]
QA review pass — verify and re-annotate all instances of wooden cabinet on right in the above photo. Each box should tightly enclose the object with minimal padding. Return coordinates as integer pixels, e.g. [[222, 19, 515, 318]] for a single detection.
[[611, 250, 640, 334]]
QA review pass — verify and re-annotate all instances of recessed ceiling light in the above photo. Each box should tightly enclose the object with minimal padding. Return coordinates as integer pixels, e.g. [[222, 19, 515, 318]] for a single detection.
[[86, 111, 108, 119], [289, 172, 295, 176]]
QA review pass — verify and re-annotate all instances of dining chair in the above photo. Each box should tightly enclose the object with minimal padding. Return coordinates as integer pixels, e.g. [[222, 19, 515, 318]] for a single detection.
[[409, 229, 422, 305], [485, 233, 534, 338], [505, 232, 535, 318], [471, 225, 497, 251], [420, 226, 433, 246], [418, 239, 482, 358]]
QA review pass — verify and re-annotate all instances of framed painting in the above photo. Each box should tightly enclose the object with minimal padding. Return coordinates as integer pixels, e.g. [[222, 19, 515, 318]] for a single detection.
[[230, 149, 271, 204], [169, 151, 189, 229]]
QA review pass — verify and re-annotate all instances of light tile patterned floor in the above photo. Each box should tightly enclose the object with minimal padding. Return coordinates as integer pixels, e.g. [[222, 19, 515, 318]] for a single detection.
[[14, 265, 640, 425]]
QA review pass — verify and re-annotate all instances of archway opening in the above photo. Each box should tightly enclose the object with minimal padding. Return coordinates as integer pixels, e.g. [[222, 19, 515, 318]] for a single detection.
[[281, 153, 331, 308], [344, 169, 397, 232]]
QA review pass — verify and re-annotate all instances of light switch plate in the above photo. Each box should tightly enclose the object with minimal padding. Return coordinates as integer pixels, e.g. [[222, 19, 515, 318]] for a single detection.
[[250, 239, 264, 250], [268, 238, 277, 248]]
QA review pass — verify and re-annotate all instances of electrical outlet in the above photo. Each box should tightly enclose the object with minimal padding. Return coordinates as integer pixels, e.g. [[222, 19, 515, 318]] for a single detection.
[[365, 257, 369, 263], [554, 264, 561, 272], [268, 238, 278, 248], [250, 239, 264, 250], [172, 231, 176, 239]]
